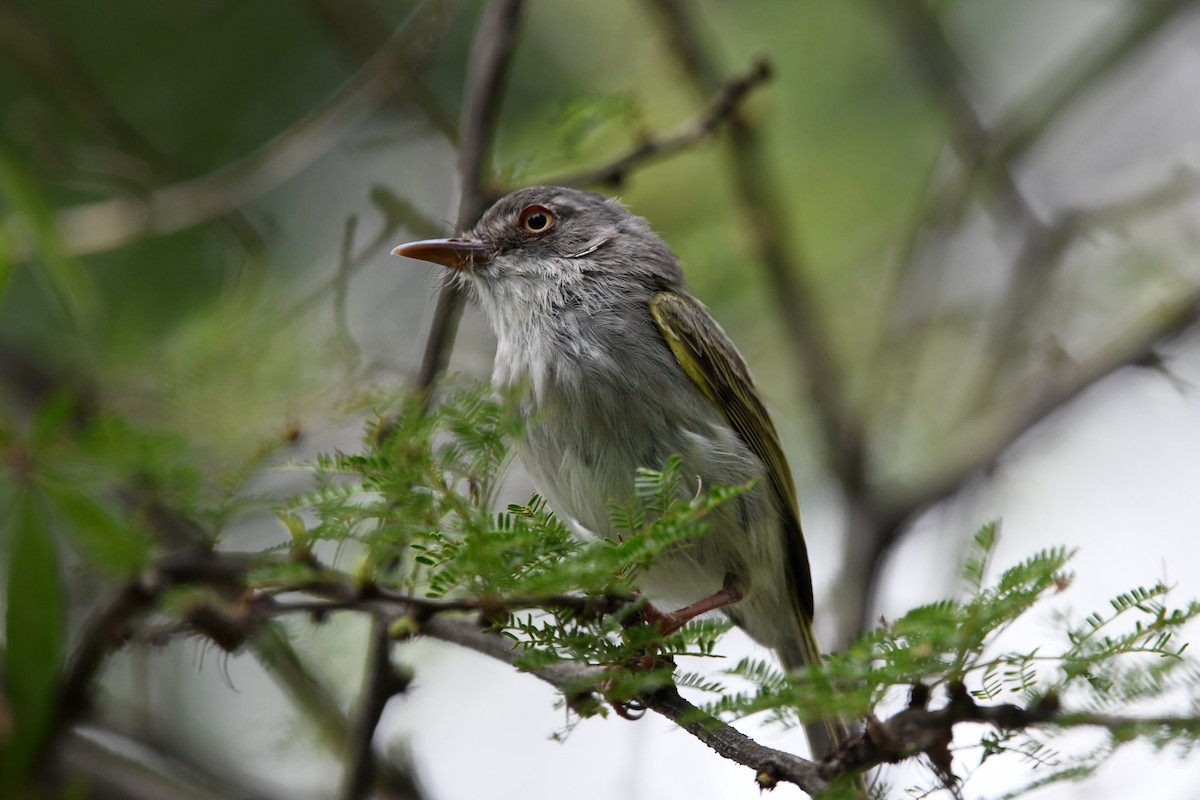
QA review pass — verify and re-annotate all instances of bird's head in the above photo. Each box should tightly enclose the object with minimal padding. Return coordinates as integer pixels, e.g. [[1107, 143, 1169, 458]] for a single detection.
[[393, 186, 685, 319]]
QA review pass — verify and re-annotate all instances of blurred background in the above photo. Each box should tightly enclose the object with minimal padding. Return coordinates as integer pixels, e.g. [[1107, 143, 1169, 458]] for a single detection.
[[2, 0, 1200, 798]]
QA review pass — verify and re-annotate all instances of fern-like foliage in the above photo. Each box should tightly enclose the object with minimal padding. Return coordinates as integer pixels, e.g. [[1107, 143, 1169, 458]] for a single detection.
[[270, 386, 1200, 796], [274, 386, 742, 705], [710, 524, 1200, 795]]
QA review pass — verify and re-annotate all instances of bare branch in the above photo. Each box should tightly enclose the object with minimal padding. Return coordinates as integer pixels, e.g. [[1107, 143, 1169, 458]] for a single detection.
[[333, 216, 364, 364], [413, 0, 525, 401], [547, 58, 773, 188], [883, 285, 1200, 530]]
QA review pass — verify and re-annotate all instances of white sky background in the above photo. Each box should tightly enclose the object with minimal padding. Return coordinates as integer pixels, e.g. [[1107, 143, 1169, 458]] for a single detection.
[[94, 2, 1200, 798]]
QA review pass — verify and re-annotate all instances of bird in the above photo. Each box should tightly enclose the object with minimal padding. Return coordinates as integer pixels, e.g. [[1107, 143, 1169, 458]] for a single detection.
[[393, 185, 848, 757]]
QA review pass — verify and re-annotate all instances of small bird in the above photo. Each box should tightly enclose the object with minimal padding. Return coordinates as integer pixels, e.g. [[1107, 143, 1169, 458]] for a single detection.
[[394, 186, 847, 757]]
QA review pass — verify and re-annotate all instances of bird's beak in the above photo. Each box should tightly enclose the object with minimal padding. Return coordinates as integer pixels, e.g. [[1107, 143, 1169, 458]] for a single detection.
[[391, 237, 495, 271]]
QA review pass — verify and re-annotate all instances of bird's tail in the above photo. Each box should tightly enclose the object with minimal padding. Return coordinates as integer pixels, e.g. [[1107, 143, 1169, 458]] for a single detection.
[[778, 613, 855, 762]]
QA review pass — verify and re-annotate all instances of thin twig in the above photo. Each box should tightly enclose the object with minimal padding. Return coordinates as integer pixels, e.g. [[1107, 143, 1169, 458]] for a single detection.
[[333, 216, 363, 365], [881, 284, 1200, 533], [413, 0, 525, 403], [546, 58, 773, 188], [277, 186, 440, 329]]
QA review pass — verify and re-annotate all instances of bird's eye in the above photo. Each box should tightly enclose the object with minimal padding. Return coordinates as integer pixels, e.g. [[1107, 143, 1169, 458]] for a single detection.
[[519, 204, 554, 234]]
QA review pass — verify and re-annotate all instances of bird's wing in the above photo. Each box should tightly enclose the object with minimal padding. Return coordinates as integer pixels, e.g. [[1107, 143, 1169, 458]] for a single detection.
[[649, 290, 815, 621]]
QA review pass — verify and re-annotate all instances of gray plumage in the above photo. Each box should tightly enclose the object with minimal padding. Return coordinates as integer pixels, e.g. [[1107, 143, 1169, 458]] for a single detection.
[[395, 186, 845, 758]]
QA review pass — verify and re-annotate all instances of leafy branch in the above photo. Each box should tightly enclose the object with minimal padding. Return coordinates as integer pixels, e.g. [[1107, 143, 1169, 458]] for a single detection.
[[12, 384, 1197, 798]]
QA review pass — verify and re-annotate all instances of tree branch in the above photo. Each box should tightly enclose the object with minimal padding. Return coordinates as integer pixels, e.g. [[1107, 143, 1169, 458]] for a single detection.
[[546, 58, 773, 188], [883, 284, 1200, 530], [413, 0, 525, 402], [49, 543, 1200, 798], [338, 620, 416, 800]]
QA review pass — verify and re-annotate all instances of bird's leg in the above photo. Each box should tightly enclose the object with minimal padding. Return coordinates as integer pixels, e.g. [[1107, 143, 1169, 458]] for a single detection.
[[642, 575, 743, 637], [605, 579, 745, 717]]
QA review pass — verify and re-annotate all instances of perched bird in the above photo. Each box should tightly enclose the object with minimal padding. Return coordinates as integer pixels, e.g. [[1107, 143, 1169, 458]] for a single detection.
[[394, 186, 847, 757]]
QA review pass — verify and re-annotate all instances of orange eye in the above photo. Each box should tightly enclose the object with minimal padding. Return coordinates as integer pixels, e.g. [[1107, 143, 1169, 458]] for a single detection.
[[519, 204, 554, 234]]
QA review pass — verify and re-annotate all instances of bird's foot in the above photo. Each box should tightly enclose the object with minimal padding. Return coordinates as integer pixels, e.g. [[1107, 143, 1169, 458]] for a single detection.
[[640, 582, 744, 637]]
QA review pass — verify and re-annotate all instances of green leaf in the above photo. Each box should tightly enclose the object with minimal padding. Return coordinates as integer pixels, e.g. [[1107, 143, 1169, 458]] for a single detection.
[[1, 488, 66, 790], [962, 520, 1000, 591], [0, 144, 100, 330], [44, 486, 151, 576]]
